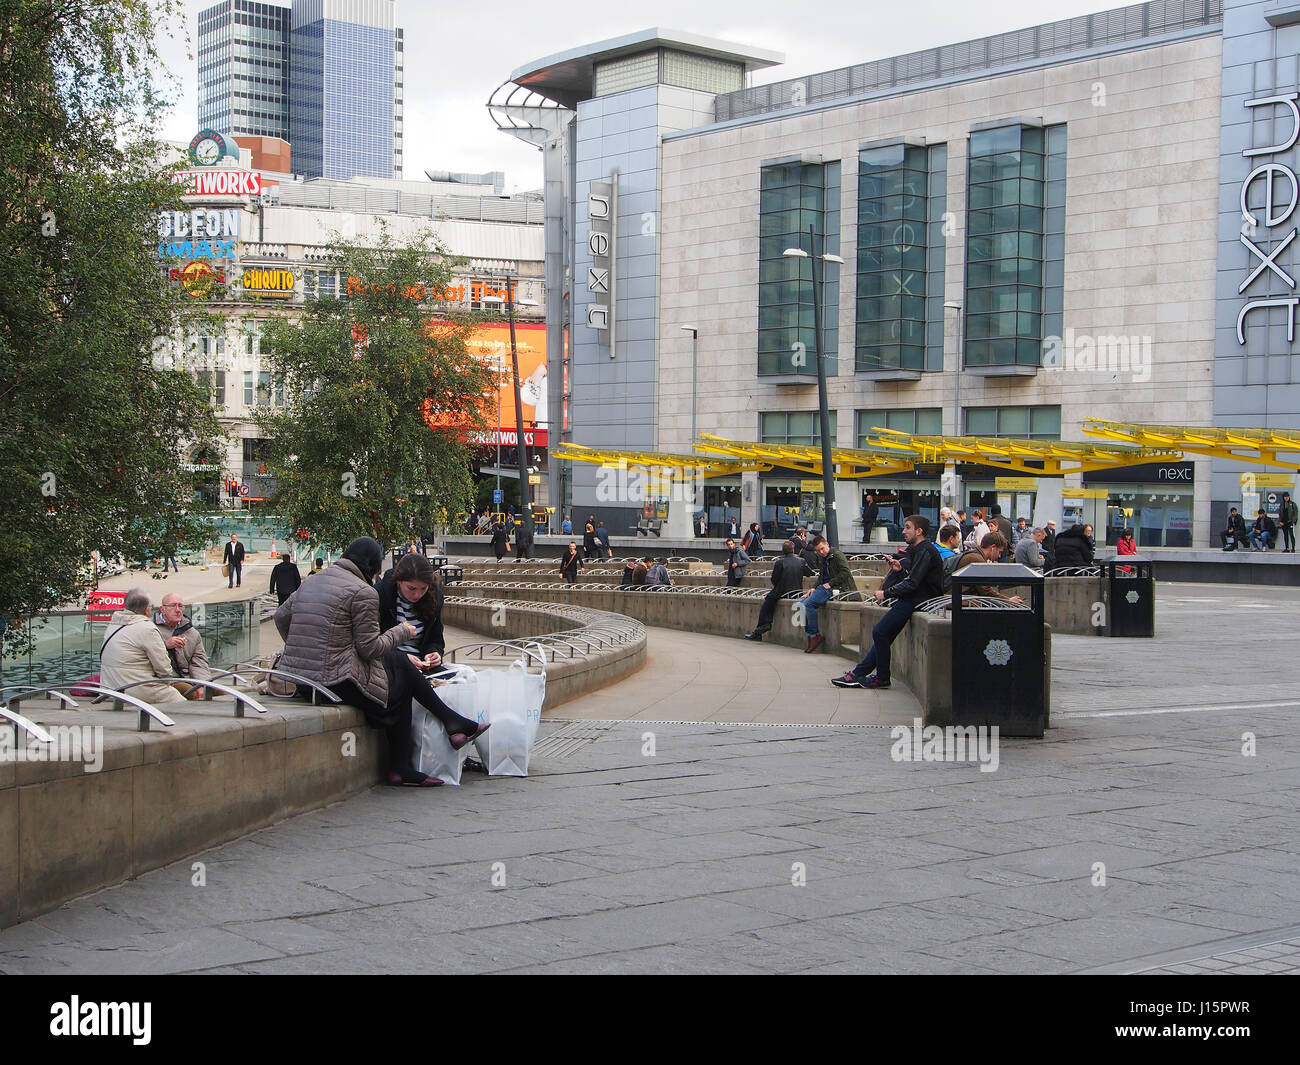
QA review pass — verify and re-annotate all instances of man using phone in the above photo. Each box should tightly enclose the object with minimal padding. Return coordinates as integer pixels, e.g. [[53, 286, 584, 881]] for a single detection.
[[832, 514, 941, 690]]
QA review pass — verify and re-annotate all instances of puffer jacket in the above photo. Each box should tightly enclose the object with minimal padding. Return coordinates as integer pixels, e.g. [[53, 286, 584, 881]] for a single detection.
[[101, 611, 186, 705], [1052, 524, 1094, 566], [274, 558, 406, 706]]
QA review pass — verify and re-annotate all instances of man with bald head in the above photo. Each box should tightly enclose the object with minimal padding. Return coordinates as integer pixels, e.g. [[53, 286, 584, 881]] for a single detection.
[[154, 592, 211, 699]]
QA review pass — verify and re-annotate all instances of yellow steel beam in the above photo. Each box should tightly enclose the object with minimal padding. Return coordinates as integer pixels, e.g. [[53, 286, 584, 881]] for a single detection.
[[1082, 418, 1300, 471], [551, 441, 762, 478]]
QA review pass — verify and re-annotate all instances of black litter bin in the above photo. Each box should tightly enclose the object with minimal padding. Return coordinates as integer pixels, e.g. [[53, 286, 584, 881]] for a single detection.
[[1105, 556, 1155, 637], [950, 562, 1046, 738], [430, 555, 449, 570], [440, 564, 463, 586]]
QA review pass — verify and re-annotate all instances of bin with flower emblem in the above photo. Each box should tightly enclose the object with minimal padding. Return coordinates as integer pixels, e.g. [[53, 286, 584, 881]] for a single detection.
[[950, 562, 1046, 737], [1105, 557, 1154, 638]]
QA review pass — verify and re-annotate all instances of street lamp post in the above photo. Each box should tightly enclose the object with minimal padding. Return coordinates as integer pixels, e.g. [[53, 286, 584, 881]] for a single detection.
[[783, 227, 845, 549], [680, 325, 698, 446], [484, 285, 540, 526], [943, 300, 963, 438]]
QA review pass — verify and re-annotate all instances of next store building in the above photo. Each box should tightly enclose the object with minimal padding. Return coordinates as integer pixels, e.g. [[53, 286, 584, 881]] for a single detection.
[[492, 0, 1300, 546]]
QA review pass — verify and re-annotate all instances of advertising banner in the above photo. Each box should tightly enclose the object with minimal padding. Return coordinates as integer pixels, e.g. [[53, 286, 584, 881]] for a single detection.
[[424, 321, 547, 442]]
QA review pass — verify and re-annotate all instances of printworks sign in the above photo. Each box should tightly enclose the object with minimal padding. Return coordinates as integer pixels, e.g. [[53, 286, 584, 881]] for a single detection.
[[1237, 93, 1300, 344]]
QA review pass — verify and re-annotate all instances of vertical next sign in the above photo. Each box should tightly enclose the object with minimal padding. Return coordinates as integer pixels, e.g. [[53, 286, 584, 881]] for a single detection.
[[588, 178, 617, 358]]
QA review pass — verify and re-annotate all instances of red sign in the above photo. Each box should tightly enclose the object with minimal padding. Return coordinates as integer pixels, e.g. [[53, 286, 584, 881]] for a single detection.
[[87, 591, 125, 622], [171, 168, 264, 198], [470, 428, 549, 447]]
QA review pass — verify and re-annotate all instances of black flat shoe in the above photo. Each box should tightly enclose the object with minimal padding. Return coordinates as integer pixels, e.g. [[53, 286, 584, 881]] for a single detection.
[[387, 771, 444, 787]]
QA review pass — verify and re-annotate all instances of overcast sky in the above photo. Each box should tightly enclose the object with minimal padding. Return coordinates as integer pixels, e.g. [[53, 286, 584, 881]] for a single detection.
[[155, 0, 1132, 192]]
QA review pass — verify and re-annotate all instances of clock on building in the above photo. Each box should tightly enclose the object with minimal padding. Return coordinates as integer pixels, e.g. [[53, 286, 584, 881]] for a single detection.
[[189, 129, 228, 167]]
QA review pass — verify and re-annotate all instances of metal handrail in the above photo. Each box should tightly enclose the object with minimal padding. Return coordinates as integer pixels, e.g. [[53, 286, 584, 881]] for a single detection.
[[0, 685, 79, 710], [207, 667, 343, 705], [918, 595, 1030, 614], [1044, 566, 1102, 577], [0, 705, 53, 743], [34, 683, 176, 732], [108, 678, 270, 719]]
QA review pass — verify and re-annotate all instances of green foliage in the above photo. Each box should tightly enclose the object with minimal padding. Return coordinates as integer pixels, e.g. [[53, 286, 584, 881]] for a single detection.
[[258, 228, 493, 552], [0, 0, 223, 636]]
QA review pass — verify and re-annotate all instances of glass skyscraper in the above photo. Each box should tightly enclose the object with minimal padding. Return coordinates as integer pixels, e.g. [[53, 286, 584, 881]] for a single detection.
[[197, 0, 403, 179], [290, 0, 397, 179]]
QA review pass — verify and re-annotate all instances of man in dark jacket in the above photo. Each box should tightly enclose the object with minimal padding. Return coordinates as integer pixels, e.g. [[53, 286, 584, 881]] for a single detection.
[[988, 504, 1014, 561], [269, 555, 302, 604], [223, 533, 245, 588], [1042, 520, 1057, 570], [833, 515, 941, 690], [594, 520, 611, 558], [1054, 522, 1095, 565], [799, 535, 858, 653], [1220, 508, 1248, 551], [724, 538, 749, 586], [861, 493, 879, 543], [745, 540, 813, 640], [1281, 492, 1298, 552], [514, 515, 534, 560]]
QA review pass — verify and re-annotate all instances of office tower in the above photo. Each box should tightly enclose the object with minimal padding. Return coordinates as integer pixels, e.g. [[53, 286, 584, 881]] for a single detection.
[[197, 0, 292, 141]]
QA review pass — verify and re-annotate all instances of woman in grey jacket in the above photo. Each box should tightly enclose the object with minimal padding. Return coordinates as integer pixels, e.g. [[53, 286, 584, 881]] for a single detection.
[[275, 537, 487, 787]]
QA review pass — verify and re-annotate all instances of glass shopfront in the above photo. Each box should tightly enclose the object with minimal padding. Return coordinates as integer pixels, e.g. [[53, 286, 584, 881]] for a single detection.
[[860, 480, 940, 542], [1083, 463, 1195, 547]]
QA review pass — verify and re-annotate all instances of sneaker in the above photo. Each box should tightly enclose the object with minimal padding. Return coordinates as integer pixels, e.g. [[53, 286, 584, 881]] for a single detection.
[[830, 673, 866, 689], [862, 675, 891, 689]]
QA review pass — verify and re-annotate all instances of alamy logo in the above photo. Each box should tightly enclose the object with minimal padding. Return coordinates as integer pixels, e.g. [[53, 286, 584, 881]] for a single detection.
[[1042, 329, 1151, 382], [50, 997, 151, 1045], [890, 718, 1000, 773], [0, 725, 104, 772]]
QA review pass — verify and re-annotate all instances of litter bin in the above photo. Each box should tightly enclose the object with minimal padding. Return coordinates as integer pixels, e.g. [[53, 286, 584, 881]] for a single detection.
[[429, 555, 449, 570], [440, 564, 463, 586], [950, 562, 1046, 738], [1105, 556, 1154, 637]]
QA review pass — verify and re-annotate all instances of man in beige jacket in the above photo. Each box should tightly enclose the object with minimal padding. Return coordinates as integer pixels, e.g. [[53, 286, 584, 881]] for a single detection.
[[100, 588, 186, 705], [154, 593, 210, 700]]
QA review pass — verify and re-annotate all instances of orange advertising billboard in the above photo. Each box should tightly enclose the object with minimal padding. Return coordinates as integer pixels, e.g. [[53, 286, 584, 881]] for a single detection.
[[422, 321, 548, 446]]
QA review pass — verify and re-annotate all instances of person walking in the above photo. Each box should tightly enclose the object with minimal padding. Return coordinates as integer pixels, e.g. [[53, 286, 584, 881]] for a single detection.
[[1281, 492, 1298, 552], [595, 520, 612, 559], [223, 533, 245, 588], [269, 554, 302, 604], [742, 521, 764, 559], [582, 521, 599, 561], [490, 520, 510, 561], [832, 515, 942, 690], [559, 542, 582, 584], [745, 540, 812, 641], [724, 537, 749, 586], [514, 513, 534, 561]]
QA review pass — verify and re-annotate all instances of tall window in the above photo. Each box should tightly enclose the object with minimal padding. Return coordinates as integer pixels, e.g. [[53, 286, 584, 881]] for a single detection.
[[965, 124, 1045, 368], [760, 410, 838, 446], [856, 144, 927, 372], [758, 161, 840, 376]]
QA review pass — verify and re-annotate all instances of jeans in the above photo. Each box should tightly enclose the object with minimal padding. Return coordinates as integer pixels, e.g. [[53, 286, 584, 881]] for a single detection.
[[850, 597, 916, 684], [800, 584, 834, 636], [227, 560, 242, 586], [1285, 524, 1296, 551], [164, 555, 178, 572]]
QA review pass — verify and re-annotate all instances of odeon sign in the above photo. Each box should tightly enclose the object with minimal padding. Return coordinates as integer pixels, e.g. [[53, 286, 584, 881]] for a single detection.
[[1237, 93, 1300, 344]]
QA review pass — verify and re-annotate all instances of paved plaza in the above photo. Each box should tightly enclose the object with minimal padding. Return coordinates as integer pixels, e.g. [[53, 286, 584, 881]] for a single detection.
[[2, 580, 1299, 974]]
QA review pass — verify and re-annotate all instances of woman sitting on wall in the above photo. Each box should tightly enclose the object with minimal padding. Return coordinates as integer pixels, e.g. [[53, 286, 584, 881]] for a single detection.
[[276, 537, 487, 788]]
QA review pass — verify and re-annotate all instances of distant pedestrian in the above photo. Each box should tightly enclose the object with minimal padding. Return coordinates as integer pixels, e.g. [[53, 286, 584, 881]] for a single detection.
[[595, 520, 612, 559], [514, 514, 534, 560], [269, 555, 302, 604], [223, 533, 245, 588], [1042, 521, 1057, 570], [559, 542, 582, 584], [1014, 527, 1047, 571], [696, 513, 708, 537], [561, 514, 573, 535], [490, 521, 509, 561], [726, 516, 739, 537], [742, 521, 764, 559], [862, 493, 879, 543], [1115, 528, 1137, 556], [724, 537, 749, 587], [1281, 492, 1298, 552], [583, 521, 599, 561]]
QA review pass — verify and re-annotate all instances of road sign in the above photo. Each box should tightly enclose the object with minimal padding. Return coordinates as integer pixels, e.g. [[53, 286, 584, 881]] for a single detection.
[[493, 489, 503, 504]]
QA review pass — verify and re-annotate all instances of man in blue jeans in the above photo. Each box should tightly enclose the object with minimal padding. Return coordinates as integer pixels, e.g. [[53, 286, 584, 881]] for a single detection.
[[831, 514, 943, 690], [799, 535, 857, 653]]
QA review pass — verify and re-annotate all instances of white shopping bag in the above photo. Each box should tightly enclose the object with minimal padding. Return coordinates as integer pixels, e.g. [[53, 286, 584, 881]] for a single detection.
[[412, 664, 479, 786], [472, 645, 546, 777]]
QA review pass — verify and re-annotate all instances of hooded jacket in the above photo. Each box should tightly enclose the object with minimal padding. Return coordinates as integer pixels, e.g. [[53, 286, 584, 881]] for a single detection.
[[274, 558, 406, 706], [1052, 524, 1094, 566]]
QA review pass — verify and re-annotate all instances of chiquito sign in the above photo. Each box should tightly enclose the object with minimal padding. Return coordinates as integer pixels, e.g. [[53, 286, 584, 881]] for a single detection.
[[1238, 93, 1300, 344]]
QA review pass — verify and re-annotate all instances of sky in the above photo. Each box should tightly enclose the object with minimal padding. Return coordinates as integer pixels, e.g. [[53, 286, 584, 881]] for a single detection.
[[155, 0, 1134, 192]]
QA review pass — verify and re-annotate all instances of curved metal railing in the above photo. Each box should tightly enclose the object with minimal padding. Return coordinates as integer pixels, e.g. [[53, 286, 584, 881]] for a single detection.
[[0, 684, 80, 709], [104, 678, 271, 719], [444, 596, 645, 667], [207, 667, 342, 705], [0, 704, 53, 743], [917, 595, 1030, 615], [1044, 566, 1102, 577], [6, 683, 175, 732]]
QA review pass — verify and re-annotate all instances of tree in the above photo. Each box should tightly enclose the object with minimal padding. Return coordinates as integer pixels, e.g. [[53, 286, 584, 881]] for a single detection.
[[258, 229, 494, 551], [0, 0, 222, 638]]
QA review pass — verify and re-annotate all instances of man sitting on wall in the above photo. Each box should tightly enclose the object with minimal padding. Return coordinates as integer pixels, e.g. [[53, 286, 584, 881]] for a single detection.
[[799, 535, 857, 654], [831, 515, 942, 690], [153, 593, 211, 700], [1221, 507, 1249, 551], [1249, 509, 1277, 551], [101, 587, 187, 704]]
